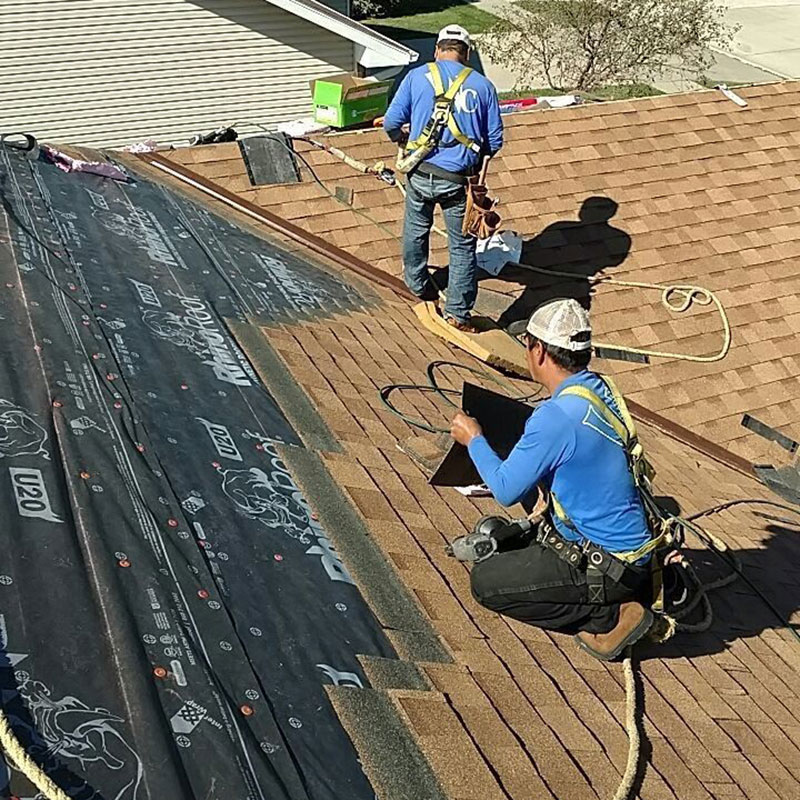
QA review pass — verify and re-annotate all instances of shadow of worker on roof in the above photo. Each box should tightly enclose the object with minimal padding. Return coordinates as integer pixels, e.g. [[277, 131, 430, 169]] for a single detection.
[[495, 196, 632, 329]]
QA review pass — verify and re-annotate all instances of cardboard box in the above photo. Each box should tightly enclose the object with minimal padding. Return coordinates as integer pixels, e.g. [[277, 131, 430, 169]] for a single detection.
[[311, 73, 392, 128]]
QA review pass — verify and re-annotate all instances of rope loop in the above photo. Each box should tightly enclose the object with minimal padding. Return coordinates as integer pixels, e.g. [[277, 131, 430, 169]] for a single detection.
[[661, 284, 712, 313]]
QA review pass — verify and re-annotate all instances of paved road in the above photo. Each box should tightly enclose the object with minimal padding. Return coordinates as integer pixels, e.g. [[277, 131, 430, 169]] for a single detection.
[[723, 1, 800, 78]]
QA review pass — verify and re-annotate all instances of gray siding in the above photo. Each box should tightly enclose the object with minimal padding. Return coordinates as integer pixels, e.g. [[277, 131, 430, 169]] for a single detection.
[[0, 0, 356, 147]]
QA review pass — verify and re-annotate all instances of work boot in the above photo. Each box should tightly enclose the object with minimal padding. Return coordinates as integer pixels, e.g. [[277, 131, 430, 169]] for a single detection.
[[574, 601, 654, 662], [445, 315, 479, 334], [415, 280, 441, 303]]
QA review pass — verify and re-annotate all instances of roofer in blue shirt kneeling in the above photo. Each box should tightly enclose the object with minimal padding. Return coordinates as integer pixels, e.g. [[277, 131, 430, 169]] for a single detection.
[[450, 299, 658, 661], [383, 25, 504, 333]]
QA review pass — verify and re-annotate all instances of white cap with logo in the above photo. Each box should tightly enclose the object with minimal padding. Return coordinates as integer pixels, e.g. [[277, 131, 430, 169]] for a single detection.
[[437, 24, 472, 48], [525, 298, 592, 351]]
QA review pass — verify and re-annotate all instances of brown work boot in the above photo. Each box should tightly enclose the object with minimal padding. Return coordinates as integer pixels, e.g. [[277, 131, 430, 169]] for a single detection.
[[445, 315, 479, 334], [574, 601, 654, 662]]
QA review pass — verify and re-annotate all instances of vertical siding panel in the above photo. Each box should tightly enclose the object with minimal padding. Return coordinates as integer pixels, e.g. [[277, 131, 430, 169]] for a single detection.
[[0, 0, 355, 146]]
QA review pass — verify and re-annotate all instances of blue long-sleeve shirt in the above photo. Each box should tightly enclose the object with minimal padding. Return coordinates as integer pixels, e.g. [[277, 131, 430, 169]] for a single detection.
[[383, 59, 504, 174], [467, 371, 650, 553]]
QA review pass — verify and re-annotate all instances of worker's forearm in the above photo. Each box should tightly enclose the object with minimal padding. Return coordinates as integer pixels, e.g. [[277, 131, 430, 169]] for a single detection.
[[468, 435, 527, 506], [382, 74, 412, 139]]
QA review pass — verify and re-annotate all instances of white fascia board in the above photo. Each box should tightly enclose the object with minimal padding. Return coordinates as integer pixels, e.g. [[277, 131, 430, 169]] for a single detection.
[[263, 0, 419, 67]]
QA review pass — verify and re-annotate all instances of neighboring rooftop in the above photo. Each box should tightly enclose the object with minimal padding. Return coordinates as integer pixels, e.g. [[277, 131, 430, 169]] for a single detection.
[[165, 80, 800, 465]]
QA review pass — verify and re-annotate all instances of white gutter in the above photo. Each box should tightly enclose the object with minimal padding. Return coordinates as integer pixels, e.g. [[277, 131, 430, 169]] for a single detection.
[[262, 0, 419, 67]]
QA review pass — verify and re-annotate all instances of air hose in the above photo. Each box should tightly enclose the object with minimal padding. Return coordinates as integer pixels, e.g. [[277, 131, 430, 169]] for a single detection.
[[379, 359, 543, 434]]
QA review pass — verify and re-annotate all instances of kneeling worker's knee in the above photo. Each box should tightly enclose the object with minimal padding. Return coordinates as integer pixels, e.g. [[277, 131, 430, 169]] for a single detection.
[[469, 560, 499, 610]]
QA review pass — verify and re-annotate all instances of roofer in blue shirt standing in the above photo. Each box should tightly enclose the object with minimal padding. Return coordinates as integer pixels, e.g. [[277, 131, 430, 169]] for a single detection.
[[449, 299, 658, 660], [383, 25, 504, 332]]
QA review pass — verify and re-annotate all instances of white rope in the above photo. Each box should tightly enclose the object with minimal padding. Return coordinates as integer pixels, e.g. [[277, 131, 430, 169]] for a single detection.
[[0, 709, 70, 800], [615, 650, 640, 800], [613, 520, 738, 800]]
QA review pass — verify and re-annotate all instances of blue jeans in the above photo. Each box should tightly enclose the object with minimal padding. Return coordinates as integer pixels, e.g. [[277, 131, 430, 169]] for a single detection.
[[402, 171, 478, 324]]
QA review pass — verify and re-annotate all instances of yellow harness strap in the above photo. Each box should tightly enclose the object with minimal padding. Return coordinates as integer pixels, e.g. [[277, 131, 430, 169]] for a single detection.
[[405, 63, 479, 153], [551, 376, 664, 562]]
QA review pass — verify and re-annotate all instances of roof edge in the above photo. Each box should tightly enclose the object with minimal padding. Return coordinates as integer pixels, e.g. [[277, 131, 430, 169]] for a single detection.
[[262, 0, 418, 66]]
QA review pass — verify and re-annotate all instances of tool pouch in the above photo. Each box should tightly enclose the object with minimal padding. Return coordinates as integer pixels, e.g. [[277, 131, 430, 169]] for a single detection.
[[463, 176, 501, 239], [536, 519, 631, 604]]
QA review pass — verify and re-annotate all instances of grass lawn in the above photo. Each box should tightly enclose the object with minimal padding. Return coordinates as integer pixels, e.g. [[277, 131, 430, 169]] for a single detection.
[[365, 3, 499, 39], [499, 84, 665, 101]]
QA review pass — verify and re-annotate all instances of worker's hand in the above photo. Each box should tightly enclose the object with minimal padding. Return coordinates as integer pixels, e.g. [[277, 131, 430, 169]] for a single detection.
[[450, 411, 483, 446], [530, 486, 548, 522]]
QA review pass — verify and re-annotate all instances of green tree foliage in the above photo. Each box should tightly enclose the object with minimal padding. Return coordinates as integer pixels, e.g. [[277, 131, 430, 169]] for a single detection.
[[352, 0, 402, 19], [484, 0, 737, 91]]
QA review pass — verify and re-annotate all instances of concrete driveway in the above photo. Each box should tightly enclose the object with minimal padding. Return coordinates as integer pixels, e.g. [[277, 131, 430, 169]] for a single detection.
[[723, 1, 800, 78]]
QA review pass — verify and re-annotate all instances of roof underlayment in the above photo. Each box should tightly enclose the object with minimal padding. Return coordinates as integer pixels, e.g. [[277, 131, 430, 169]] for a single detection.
[[0, 143, 397, 799]]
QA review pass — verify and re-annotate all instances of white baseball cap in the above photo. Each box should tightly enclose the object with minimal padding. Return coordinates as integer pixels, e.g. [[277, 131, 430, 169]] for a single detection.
[[525, 299, 592, 351], [437, 25, 471, 48]]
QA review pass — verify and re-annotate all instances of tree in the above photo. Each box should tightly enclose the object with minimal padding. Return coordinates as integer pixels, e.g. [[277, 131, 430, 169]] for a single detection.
[[351, 0, 401, 19], [483, 0, 737, 92]]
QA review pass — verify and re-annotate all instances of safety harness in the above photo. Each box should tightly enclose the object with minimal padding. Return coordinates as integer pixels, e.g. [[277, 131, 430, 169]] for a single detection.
[[395, 63, 481, 175], [544, 375, 682, 608]]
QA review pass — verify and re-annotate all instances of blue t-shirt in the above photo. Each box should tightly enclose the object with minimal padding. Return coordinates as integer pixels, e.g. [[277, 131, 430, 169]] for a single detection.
[[467, 370, 650, 553], [383, 60, 504, 174]]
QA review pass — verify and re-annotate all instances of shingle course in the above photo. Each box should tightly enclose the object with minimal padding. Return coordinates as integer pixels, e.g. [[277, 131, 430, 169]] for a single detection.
[[247, 297, 800, 800], [168, 80, 800, 463]]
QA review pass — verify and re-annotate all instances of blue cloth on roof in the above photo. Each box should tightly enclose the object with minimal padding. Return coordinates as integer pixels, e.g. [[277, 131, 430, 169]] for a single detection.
[[383, 60, 504, 174], [467, 370, 650, 553]]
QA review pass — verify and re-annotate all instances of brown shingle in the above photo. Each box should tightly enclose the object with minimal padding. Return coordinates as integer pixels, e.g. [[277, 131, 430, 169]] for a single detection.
[[159, 96, 800, 799]]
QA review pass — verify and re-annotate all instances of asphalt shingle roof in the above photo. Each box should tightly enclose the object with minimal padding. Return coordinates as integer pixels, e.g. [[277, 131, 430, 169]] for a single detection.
[[165, 80, 800, 464]]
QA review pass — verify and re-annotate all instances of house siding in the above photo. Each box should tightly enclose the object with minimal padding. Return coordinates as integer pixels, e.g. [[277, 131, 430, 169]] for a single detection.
[[0, 0, 355, 147]]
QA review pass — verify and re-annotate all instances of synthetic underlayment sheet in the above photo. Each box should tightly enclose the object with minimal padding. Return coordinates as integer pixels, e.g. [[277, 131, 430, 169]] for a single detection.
[[0, 145, 392, 800]]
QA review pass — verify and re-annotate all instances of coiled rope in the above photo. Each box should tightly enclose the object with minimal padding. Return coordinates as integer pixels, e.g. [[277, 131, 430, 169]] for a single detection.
[[514, 267, 731, 363], [396, 177, 731, 363]]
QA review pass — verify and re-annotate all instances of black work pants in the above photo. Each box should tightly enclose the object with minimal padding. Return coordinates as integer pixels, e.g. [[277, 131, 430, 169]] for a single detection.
[[470, 540, 650, 634]]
